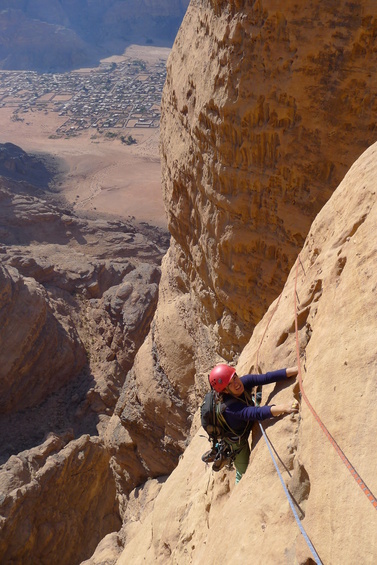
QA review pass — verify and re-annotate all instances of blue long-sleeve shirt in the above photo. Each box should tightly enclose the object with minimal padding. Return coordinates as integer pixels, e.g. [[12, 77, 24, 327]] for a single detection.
[[222, 369, 287, 434]]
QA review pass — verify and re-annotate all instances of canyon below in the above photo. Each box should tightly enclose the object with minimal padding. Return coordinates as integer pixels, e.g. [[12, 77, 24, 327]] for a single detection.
[[1, 1, 377, 564]]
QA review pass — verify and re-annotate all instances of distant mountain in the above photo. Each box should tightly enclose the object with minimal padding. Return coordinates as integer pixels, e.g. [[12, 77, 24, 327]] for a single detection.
[[0, 0, 189, 72]]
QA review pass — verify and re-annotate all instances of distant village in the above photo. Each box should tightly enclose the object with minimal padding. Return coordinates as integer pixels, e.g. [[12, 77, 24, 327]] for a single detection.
[[0, 58, 167, 141]]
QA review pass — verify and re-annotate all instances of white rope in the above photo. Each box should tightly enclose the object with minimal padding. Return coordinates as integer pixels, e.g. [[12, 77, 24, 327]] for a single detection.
[[259, 422, 323, 565]]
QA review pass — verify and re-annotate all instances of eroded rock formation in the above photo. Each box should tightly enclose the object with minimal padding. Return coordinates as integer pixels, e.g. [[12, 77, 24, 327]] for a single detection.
[[0, 145, 169, 563], [0, 433, 121, 565], [160, 0, 377, 355], [0, 264, 87, 414], [2, 1, 377, 563]]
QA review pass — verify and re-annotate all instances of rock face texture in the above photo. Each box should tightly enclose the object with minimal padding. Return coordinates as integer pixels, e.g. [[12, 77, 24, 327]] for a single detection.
[[114, 135, 377, 565], [109, 0, 377, 509], [0, 434, 121, 565], [0, 144, 169, 563], [0, 264, 87, 414], [161, 0, 377, 356], [2, 2, 377, 564], [0, 1, 190, 71]]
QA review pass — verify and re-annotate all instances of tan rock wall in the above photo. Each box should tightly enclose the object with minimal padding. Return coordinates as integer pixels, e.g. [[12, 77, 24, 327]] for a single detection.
[[111, 0, 377, 495], [4, 1, 377, 561], [110, 246, 199, 497], [160, 0, 377, 355], [115, 137, 377, 565], [0, 434, 121, 565]]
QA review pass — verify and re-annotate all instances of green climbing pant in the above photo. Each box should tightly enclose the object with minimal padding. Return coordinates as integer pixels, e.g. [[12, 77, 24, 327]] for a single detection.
[[223, 439, 251, 483], [234, 441, 251, 483]]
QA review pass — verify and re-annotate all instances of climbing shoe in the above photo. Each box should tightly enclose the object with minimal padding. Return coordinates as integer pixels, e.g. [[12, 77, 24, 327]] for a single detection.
[[212, 450, 229, 472], [201, 447, 217, 463]]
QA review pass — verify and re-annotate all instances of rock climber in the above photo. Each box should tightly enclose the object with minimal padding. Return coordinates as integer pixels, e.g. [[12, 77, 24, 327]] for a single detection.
[[208, 364, 299, 483]]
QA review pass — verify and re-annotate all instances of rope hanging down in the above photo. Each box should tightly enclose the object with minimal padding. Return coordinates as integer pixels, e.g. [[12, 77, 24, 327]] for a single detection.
[[254, 288, 322, 563], [294, 255, 377, 510], [258, 422, 323, 565], [253, 249, 376, 564]]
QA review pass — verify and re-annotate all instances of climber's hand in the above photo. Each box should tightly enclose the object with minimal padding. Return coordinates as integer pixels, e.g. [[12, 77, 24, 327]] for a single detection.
[[270, 400, 299, 417]]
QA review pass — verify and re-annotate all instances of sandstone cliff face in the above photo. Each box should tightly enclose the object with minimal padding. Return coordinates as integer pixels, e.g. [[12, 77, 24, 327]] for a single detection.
[[3, 2, 377, 563], [0, 433, 121, 565], [114, 135, 377, 565], [109, 0, 377, 508], [161, 0, 377, 355]]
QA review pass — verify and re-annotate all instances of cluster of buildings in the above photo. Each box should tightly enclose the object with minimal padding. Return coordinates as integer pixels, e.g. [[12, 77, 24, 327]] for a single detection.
[[0, 59, 167, 136]]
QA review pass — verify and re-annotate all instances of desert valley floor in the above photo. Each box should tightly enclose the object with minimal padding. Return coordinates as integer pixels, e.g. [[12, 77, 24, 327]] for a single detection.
[[0, 45, 170, 229]]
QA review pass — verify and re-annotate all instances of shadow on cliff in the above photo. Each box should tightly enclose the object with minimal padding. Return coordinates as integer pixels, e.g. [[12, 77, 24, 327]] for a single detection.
[[0, 147, 96, 248], [0, 366, 99, 465]]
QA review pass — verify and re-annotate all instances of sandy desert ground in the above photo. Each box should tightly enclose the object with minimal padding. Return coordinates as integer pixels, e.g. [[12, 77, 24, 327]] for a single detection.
[[0, 45, 171, 228]]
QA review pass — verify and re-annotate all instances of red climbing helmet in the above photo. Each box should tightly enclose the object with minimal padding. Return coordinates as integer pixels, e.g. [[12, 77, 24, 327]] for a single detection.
[[209, 364, 236, 393]]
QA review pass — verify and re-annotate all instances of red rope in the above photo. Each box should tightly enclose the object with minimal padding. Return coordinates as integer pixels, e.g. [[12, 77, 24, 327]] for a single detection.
[[294, 256, 377, 510]]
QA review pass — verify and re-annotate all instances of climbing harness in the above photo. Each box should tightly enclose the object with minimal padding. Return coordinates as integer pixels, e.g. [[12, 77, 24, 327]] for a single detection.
[[200, 388, 254, 472], [202, 440, 236, 472]]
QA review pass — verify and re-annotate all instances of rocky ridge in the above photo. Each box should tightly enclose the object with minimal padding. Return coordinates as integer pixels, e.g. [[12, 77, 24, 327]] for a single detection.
[[0, 1, 190, 71], [0, 144, 170, 564]]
